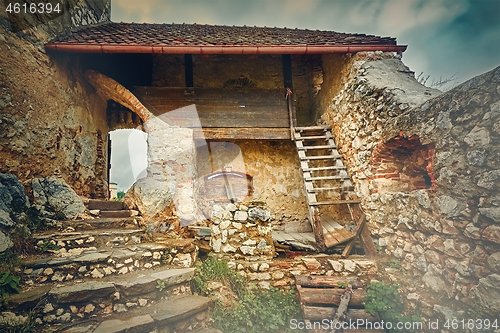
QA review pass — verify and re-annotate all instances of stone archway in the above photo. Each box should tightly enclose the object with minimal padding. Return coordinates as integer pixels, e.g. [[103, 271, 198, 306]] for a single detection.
[[84, 70, 203, 226]]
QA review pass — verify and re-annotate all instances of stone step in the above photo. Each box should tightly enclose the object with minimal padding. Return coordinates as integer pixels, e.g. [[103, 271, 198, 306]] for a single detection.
[[87, 199, 125, 211], [9, 267, 198, 329], [33, 228, 145, 249], [21, 242, 195, 285], [99, 210, 134, 218], [57, 295, 212, 333], [64, 217, 142, 231]]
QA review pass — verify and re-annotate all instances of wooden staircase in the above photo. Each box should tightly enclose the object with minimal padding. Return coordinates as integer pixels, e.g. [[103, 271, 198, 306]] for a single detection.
[[294, 126, 359, 250], [274, 125, 365, 252]]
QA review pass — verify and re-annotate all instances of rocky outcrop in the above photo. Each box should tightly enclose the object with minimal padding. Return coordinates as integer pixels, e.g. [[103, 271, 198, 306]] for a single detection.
[[0, 173, 30, 227], [123, 177, 174, 222], [0, 173, 31, 252], [31, 176, 85, 219]]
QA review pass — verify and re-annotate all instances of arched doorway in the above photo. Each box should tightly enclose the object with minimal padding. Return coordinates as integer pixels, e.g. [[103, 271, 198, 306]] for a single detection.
[[108, 129, 148, 198]]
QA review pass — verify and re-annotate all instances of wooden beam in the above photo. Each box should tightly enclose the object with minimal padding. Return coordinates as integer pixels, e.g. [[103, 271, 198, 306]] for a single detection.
[[360, 223, 377, 256], [297, 286, 366, 306], [193, 128, 291, 140], [295, 276, 362, 289], [302, 306, 378, 323], [342, 212, 366, 258]]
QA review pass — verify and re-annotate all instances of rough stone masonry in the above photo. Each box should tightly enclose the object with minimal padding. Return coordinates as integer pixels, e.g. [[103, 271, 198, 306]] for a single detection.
[[320, 51, 500, 316]]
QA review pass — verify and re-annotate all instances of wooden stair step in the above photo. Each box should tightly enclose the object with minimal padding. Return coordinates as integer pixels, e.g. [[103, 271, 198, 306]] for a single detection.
[[305, 175, 350, 181], [310, 200, 361, 206], [295, 134, 332, 140], [303, 166, 346, 172], [298, 145, 336, 150], [307, 186, 354, 193], [299, 155, 342, 160], [294, 125, 330, 131], [272, 231, 317, 251]]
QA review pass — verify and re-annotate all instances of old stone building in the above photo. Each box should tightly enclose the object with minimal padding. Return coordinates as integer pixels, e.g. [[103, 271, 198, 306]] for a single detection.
[[0, 0, 499, 331]]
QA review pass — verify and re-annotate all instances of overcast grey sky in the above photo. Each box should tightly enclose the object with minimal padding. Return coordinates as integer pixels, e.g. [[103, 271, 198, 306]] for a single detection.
[[108, 0, 500, 192]]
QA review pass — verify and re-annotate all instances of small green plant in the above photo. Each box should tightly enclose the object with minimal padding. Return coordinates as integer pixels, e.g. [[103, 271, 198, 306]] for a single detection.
[[161, 251, 171, 264], [0, 271, 21, 305], [111, 191, 126, 201], [388, 259, 402, 269], [156, 280, 166, 292], [191, 255, 245, 297], [37, 240, 60, 253], [365, 281, 421, 333], [24, 206, 49, 232], [0, 299, 42, 332], [0, 249, 21, 274], [212, 286, 302, 333], [10, 226, 35, 255], [53, 210, 66, 220]]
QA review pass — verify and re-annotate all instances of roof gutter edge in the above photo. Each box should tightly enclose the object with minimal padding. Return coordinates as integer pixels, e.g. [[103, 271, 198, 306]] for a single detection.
[[44, 44, 408, 54]]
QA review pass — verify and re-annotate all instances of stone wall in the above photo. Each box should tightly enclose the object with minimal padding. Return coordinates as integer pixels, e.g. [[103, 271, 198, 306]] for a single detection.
[[0, 0, 112, 197], [196, 141, 309, 226], [209, 202, 274, 258], [320, 51, 500, 316], [0, 32, 109, 197]]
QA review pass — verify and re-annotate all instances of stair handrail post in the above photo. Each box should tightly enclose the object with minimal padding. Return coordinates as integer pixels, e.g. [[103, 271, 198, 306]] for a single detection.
[[286, 88, 296, 140]]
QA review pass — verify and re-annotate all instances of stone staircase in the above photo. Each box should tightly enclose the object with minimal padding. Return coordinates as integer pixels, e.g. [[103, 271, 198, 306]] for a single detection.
[[4, 200, 213, 333]]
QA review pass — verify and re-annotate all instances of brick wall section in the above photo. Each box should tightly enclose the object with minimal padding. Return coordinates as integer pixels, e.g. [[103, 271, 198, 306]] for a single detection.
[[369, 135, 435, 193]]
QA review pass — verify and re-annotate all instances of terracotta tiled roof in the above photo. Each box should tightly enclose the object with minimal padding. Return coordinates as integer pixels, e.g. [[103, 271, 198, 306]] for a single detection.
[[50, 22, 398, 46]]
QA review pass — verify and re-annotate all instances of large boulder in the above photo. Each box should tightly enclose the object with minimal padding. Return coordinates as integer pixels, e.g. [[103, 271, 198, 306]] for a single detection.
[[31, 176, 85, 219], [473, 274, 500, 315], [0, 173, 30, 227], [123, 177, 173, 221], [0, 230, 12, 252]]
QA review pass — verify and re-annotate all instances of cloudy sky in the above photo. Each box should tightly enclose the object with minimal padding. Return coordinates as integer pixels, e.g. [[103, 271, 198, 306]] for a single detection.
[[108, 0, 500, 192]]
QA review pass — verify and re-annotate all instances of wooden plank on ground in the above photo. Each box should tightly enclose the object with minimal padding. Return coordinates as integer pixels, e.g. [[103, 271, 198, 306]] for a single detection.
[[297, 286, 366, 307], [295, 276, 362, 289], [272, 231, 287, 243], [310, 200, 361, 206], [302, 306, 378, 322]]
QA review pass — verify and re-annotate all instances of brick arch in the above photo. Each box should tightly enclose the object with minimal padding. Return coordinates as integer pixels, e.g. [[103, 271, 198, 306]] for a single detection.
[[84, 70, 153, 122], [369, 134, 436, 193]]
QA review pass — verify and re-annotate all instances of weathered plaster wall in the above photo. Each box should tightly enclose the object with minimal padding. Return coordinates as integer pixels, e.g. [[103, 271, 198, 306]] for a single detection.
[[320, 51, 500, 317], [196, 141, 309, 226], [0, 1, 111, 197], [192, 54, 283, 90]]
